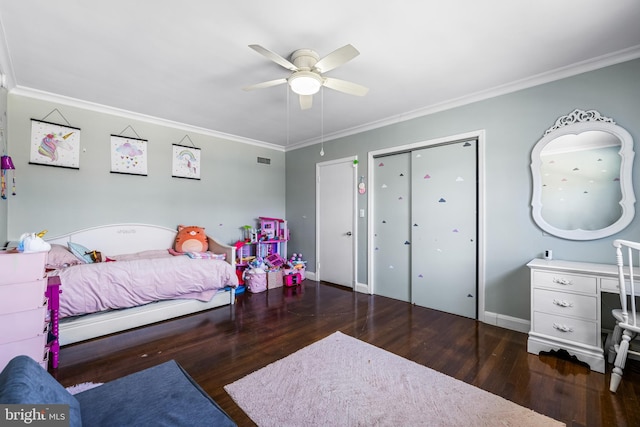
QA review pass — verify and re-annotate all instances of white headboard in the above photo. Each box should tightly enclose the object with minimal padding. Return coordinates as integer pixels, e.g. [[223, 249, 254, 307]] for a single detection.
[[47, 224, 180, 256], [46, 223, 235, 266]]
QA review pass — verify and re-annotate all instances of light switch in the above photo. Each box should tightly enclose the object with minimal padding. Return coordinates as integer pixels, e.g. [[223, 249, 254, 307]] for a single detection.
[[359, 209, 365, 218]]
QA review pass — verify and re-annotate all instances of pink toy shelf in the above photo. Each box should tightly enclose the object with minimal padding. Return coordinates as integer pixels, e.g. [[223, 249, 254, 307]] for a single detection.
[[235, 217, 289, 286]]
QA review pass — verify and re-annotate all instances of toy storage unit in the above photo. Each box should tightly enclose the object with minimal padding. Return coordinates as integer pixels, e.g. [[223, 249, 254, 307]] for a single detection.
[[0, 251, 51, 371], [267, 270, 284, 289], [237, 217, 289, 282], [245, 271, 267, 293]]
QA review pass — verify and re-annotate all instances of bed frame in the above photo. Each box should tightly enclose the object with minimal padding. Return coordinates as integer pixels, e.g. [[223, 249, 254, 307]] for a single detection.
[[46, 223, 237, 346]]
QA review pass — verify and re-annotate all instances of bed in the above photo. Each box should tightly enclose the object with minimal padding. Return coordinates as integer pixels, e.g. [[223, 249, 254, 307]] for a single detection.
[[45, 223, 238, 346]]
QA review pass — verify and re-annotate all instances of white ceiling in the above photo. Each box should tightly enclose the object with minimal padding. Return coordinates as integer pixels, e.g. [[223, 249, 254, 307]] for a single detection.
[[1, 1, 639, 150]]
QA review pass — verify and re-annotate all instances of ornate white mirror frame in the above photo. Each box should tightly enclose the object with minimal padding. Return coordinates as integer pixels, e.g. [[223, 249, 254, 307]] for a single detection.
[[531, 109, 635, 240]]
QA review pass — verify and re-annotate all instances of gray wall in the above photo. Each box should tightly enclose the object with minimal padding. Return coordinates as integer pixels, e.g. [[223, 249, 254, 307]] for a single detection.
[[286, 58, 640, 321], [6, 94, 285, 245], [4, 59, 639, 323]]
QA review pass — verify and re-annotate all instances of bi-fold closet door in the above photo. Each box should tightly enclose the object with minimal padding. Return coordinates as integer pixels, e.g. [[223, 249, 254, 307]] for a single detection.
[[373, 139, 477, 318]]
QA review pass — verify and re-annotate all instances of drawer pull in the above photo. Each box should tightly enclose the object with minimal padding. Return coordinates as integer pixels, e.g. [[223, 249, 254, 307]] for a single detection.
[[553, 277, 573, 286], [552, 299, 573, 308], [553, 323, 574, 333]]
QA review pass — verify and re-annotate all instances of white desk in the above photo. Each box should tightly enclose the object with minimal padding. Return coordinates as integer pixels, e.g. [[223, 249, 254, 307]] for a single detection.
[[526, 258, 634, 373]]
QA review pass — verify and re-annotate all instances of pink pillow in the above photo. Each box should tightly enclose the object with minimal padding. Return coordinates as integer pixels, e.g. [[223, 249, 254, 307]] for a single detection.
[[47, 244, 82, 269]]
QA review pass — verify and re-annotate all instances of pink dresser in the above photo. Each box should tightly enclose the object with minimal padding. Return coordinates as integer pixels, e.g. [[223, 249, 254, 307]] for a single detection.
[[0, 250, 51, 371]]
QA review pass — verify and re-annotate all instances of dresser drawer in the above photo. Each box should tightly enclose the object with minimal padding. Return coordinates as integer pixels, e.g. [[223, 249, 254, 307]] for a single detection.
[[0, 333, 48, 372], [0, 280, 47, 314], [600, 276, 640, 294], [532, 270, 597, 294], [533, 311, 598, 346], [601, 277, 619, 293], [0, 306, 48, 344], [0, 251, 47, 285], [533, 288, 597, 320]]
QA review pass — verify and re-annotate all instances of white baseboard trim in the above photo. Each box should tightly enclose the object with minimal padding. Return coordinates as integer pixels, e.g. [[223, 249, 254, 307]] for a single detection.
[[307, 279, 531, 334], [484, 311, 530, 334], [305, 273, 368, 294], [354, 282, 369, 294]]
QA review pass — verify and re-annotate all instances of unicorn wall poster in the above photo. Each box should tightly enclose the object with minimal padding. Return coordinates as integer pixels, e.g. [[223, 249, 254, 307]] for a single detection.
[[29, 120, 81, 169], [172, 144, 201, 180]]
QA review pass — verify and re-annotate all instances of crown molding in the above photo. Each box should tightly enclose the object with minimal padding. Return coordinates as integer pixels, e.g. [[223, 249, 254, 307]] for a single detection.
[[10, 86, 285, 152], [5, 44, 639, 154], [285, 45, 640, 152]]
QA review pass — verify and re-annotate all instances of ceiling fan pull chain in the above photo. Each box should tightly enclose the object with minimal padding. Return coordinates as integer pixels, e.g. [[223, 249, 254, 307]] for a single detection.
[[320, 88, 325, 156]]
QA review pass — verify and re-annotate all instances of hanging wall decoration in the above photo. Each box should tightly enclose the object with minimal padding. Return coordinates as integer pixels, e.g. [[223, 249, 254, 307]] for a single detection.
[[110, 134, 148, 176], [171, 135, 201, 180], [29, 110, 81, 169], [1, 155, 15, 199], [0, 123, 16, 199]]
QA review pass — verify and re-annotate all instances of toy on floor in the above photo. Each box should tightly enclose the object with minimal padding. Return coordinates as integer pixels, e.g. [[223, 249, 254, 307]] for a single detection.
[[284, 253, 306, 283], [284, 272, 303, 287]]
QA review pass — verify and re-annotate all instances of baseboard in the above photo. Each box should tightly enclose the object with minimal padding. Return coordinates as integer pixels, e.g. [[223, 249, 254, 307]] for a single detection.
[[304, 273, 368, 294], [483, 311, 530, 334], [306, 279, 531, 335], [354, 282, 369, 294]]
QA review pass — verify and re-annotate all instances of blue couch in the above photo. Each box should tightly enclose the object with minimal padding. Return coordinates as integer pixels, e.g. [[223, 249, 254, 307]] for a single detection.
[[0, 356, 236, 426]]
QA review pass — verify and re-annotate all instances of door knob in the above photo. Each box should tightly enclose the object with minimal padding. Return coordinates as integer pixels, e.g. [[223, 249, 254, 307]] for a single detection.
[[346, 231, 352, 236]]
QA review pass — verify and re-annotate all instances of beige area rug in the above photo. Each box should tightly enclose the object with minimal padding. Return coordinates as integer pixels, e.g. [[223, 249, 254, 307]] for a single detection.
[[225, 332, 564, 427]]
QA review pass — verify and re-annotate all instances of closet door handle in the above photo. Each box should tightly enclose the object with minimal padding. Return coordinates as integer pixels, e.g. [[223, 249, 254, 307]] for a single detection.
[[345, 231, 352, 236]]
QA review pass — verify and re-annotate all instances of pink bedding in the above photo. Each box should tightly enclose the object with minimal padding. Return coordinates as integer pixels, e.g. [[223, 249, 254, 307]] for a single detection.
[[55, 254, 238, 318]]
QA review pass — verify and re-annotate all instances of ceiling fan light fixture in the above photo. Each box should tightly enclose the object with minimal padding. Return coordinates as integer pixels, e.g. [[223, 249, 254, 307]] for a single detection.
[[289, 71, 323, 95]]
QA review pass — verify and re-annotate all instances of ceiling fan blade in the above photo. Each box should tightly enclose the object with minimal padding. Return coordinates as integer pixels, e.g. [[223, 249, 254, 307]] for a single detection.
[[323, 77, 369, 96], [314, 44, 360, 73], [243, 78, 287, 91], [249, 44, 298, 71], [299, 94, 313, 110]]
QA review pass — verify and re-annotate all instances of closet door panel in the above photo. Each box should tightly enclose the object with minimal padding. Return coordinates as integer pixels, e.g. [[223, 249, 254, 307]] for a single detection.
[[373, 153, 411, 301], [411, 141, 477, 318]]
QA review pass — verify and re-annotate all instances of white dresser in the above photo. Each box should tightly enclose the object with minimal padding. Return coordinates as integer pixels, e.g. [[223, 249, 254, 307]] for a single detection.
[[527, 258, 634, 373], [0, 250, 49, 371]]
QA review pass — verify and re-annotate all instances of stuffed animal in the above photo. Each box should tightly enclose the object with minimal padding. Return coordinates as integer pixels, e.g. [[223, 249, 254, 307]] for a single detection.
[[174, 225, 208, 253]]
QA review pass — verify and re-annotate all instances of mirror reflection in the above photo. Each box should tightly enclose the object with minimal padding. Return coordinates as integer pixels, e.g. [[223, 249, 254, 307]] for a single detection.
[[530, 109, 635, 240], [540, 131, 622, 231]]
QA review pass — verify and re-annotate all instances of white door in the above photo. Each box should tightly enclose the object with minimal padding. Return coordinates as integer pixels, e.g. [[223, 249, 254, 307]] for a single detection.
[[317, 157, 356, 287]]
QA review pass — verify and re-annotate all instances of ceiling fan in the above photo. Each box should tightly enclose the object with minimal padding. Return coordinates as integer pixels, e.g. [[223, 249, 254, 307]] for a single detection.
[[243, 44, 369, 110]]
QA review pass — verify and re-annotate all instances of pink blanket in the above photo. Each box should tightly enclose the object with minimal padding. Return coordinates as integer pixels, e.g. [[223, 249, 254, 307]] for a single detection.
[[56, 256, 238, 318]]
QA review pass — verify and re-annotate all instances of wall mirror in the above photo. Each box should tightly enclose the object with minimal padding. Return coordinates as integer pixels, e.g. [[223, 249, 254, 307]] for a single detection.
[[531, 109, 635, 240]]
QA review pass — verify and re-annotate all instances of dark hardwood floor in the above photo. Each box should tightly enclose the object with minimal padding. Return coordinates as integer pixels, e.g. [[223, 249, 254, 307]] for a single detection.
[[52, 281, 640, 426]]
